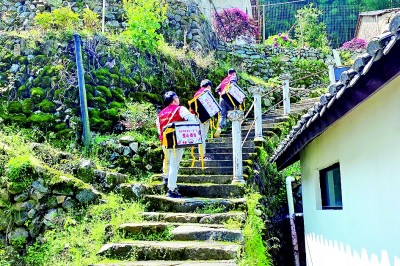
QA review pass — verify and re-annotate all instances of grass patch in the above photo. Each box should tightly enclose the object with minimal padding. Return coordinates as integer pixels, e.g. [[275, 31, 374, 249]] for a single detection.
[[23, 193, 145, 266], [239, 192, 272, 266]]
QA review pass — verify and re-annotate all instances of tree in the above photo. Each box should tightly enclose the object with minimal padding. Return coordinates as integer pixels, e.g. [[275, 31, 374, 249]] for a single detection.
[[295, 4, 329, 48], [211, 8, 259, 43], [122, 0, 167, 53]]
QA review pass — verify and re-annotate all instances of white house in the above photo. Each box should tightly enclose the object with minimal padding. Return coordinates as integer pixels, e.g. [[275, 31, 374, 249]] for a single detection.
[[271, 13, 400, 266], [355, 8, 400, 42]]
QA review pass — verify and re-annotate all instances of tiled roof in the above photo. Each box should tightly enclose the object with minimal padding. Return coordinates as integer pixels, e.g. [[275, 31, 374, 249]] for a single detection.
[[270, 13, 400, 171]]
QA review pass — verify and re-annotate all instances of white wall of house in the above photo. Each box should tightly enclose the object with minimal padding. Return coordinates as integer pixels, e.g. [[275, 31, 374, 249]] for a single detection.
[[300, 74, 400, 266], [356, 11, 399, 42], [194, 0, 253, 22]]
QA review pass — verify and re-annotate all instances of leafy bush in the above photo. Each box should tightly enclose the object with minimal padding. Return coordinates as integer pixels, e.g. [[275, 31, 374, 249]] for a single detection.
[[295, 4, 329, 48], [340, 38, 367, 50], [35, 7, 79, 31], [82, 8, 100, 32], [122, 0, 168, 52], [265, 33, 296, 48], [212, 8, 259, 43], [119, 102, 157, 133]]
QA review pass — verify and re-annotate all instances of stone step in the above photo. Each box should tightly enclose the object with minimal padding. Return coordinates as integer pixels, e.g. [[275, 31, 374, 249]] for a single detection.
[[145, 195, 246, 213], [179, 166, 233, 175], [97, 241, 240, 261], [240, 123, 279, 131], [118, 223, 243, 243], [183, 153, 251, 161], [151, 174, 233, 184], [142, 212, 246, 224], [144, 183, 244, 198], [93, 260, 238, 265], [119, 222, 225, 235], [172, 225, 243, 243], [190, 147, 254, 154], [151, 174, 232, 184], [204, 141, 254, 149], [181, 160, 233, 168]]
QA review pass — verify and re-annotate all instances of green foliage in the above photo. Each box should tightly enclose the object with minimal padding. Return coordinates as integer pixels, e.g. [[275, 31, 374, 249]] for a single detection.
[[119, 102, 157, 133], [23, 194, 144, 265], [195, 202, 226, 214], [82, 8, 100, 32], [37, 99, 56, 113], [295, 4, 329, 49], [291, 59, 329, 88], [30, 87, 45, 103], [239, 192, 271, 266], [122, 0, 168, 52], [35, 7, 79, 31], [265, 33, 296, 48]]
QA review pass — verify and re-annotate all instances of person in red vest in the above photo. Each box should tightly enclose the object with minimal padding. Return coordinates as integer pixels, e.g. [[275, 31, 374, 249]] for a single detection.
[[214, 69, 238, 137], [192, 79, 213, 159], [156, 91, 196, 198]]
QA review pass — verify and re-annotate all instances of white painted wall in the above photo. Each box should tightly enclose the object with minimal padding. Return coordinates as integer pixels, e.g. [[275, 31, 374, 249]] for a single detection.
[[299, 74, 400, 266], [193, 0, 253, 22]]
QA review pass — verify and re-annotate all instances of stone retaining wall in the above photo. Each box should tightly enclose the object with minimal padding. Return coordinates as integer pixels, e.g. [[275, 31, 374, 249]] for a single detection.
[[0, 0, 217, 52]]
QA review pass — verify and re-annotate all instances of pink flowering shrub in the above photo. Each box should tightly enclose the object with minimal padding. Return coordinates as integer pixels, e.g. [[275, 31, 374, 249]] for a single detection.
[[265, 33, 297, 48], [340, 38, 367, 50], [212, 8, 259, 42]]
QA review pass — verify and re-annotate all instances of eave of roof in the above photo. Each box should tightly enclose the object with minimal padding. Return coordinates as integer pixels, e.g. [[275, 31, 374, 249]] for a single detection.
[[270, 13, 400, 171]]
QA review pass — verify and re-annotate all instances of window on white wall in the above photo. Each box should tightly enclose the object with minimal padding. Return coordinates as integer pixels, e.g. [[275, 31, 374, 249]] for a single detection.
[[319, 163, 343, 210]]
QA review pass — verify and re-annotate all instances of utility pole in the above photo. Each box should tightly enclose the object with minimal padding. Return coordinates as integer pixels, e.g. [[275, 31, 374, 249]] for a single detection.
[[102, 0, 106, 33]]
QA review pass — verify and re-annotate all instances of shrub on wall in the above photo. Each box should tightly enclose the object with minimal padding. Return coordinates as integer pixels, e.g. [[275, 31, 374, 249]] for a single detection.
[[212, 8, 259, 43], [265, 33, 296, 48], [340, 38, 367, 50], [122, 0, 168, 53]]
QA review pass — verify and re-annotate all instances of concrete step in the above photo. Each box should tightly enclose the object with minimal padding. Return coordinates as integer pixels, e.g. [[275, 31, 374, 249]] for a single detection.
[[144, 183, 244, 198], [172, 225, 243, 243], [205, 141, 254, 149], [119, 222, 225, 235], [93, 260, 238, 265], [240, 123, 279, 131], [97, 241, 240, 261], [118, 223, 243, 243], [191, 147, 254, 154], [142, 212, 246, 224], [181, 160, 233, 168], [183, 153, 251, 161], [151, 174, 233, 184], [179, 166, 233, 175], [145, 195, 246, 213]]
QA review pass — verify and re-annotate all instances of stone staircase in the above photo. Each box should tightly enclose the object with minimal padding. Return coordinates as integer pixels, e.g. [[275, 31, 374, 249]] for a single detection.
[[94, 98, 317, 265]]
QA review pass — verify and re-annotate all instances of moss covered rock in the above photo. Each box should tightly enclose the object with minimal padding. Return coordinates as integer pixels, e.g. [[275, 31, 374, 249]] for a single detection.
[[30, 87, 45, 103], [37, 99, 56, 113], [8, 101, 22, 114]]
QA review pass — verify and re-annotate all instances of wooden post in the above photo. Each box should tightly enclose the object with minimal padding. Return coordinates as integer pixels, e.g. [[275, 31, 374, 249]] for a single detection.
[[228, 110, 245, 185]]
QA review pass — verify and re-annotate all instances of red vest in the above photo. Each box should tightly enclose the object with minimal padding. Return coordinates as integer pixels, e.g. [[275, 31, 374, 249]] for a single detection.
[[158, 104, 183, 140]]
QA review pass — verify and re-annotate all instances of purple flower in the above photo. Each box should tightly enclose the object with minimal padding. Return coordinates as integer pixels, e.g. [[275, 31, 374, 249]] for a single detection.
[[274, 43, 278, 47], [278, 33, 282, 36], [274, 38, 277, 41], [282, 36, 288, 41]]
